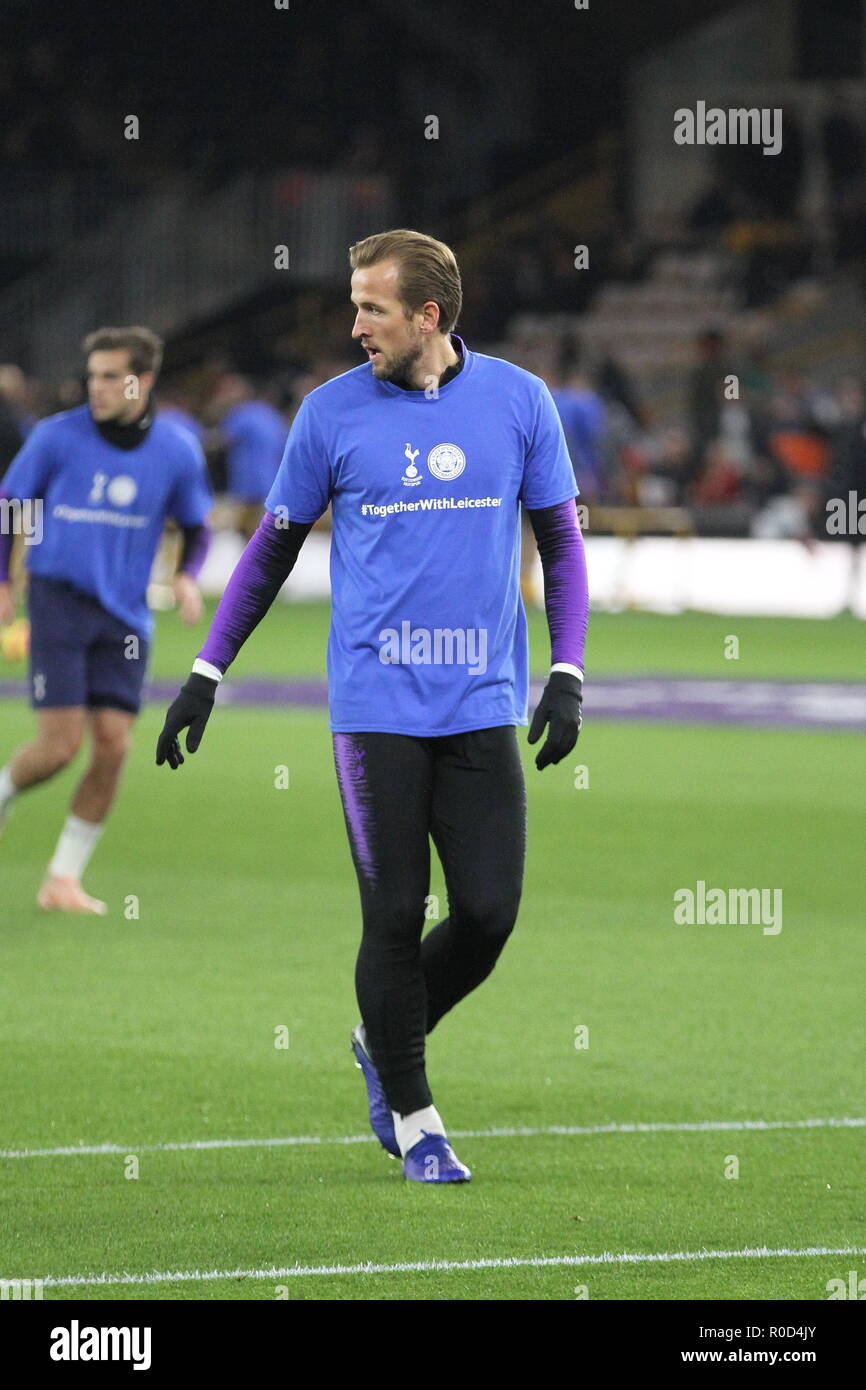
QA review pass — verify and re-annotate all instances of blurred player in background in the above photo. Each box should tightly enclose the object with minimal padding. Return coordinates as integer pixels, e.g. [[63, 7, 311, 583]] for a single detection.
[[549, 359, 607, 503], [157, 382, 206, 443], [0, 365, 31, 482], [207, 372, 288, 540], [157, 231, 588, 1183], [0, 326, 213, 913]]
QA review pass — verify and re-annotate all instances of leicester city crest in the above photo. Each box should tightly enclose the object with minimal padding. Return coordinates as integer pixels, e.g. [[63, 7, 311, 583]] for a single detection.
[[427, 443, 466, 481]]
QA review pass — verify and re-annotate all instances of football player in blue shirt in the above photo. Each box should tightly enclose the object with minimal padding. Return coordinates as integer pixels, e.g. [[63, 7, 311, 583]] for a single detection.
[[209, 373, 288, 539], [157, 232, 589, 1183], [0, 327, 213, 914]]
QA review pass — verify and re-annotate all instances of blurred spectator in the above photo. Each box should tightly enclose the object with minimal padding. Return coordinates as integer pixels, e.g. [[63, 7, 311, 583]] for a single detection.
[[750, 492, 813, 540], [158, 384, 206, 442], [686, 329, 733, 483], [745, 375, 830, 537], [207, 373, 288, 538], [0, 363, 36, 433], [54, 376, 86, 412], [0, 395, 23, 484], [595, 342, 646, 430], [548, 349, 607, 501], [764, 375, 831, 478], [637, 426, 692, 507], [0, 364, 36, 480], [692, 439, 742, 506], [822, 106, 866, 265], [826, 375, 866, 544]]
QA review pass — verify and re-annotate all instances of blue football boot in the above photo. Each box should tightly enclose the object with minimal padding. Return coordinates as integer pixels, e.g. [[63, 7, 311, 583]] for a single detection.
[[350, 1024, 400, 1158], [403, 1130, 472, 1183]]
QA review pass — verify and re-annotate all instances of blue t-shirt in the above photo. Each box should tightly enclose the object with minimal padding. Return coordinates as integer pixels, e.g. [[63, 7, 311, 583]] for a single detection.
[[266, 338, 578, 735], [3, 404, 212, 638], [222, 401, 288, 504]]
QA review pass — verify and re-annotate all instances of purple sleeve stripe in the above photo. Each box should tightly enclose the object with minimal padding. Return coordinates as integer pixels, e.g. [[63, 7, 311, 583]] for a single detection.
[[0, 488, 13, 583], [333, 733, 378, 885], [532, 499, 589, 673], [197, 511, 308, 674]]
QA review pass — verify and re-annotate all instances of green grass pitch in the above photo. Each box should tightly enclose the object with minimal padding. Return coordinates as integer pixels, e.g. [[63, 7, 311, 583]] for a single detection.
[[0, 604, 863, 1300]]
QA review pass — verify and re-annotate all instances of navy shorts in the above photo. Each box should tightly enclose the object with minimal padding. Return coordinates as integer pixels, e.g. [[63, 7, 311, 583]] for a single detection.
[[27, 575, 150, 715]]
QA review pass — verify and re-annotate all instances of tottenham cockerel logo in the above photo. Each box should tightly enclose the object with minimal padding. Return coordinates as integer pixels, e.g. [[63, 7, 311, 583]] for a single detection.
[[401, 443, 422, 487]]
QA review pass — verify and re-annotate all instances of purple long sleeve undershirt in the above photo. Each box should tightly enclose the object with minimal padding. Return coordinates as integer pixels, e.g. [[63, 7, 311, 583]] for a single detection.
[[178, 520, 211, 580], [0, 489, 12, 582], [528, 498, 589, 673], [198, 511, 311, 673], [200, 503, 588, 679]]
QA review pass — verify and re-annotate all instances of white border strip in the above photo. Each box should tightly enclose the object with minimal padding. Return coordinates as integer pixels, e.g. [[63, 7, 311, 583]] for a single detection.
[[36, 1246, 866, 1289], [2, 1116, 863, 1160]]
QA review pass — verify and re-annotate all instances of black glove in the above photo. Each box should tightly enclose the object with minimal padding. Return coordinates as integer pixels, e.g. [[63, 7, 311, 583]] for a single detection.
[[527, 670, 583, 770], [155, 672, 217, 769]]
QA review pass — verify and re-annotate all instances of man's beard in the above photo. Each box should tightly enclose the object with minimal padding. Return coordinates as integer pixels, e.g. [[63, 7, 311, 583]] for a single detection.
[[376, 339, 424, 386]]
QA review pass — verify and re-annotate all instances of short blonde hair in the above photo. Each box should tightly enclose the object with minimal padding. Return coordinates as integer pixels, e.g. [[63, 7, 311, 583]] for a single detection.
[[349, 229, 462, 334]]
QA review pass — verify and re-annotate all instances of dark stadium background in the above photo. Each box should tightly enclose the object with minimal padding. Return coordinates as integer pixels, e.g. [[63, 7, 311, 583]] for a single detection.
[[2, 0, 864, 551]]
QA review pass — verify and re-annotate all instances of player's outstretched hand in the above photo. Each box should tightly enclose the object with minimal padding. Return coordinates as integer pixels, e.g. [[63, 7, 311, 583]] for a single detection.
[[527, 670, 583, 770], [156, 672, 217, 769]]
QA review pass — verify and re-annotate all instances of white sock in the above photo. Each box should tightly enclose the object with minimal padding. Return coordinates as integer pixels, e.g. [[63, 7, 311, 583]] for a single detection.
[[0, 764, 18, 815], [392, 1105, 446, 1158], [48, 814, 105, 880]]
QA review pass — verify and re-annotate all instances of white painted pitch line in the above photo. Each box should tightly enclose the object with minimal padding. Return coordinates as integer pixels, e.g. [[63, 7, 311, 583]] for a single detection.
[[37, 1246, 866, 1289], [1, 1115, 863, 1160]]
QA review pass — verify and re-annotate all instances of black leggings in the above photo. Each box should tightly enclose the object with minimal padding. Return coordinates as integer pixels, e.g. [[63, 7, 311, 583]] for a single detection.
[[333, 725, 527, 1114]]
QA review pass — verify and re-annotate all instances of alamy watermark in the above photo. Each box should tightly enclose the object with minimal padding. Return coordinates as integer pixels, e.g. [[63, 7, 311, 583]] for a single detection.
[[50, 1322, 152, 1370], [379, 621, 488, 675], [0, 497, 43, 547], [825, 492, 866, 536], [826, 1270, 865, 1299], [674, 102, 782, 157], [0, 1277, 44, 1299], [674, 880, 782, 935]]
